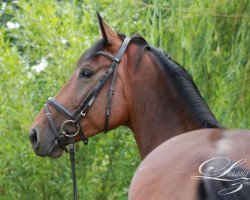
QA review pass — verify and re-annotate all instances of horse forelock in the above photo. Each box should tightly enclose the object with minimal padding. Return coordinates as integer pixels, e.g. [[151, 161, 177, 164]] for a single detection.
[[77, 38, 107, 68]]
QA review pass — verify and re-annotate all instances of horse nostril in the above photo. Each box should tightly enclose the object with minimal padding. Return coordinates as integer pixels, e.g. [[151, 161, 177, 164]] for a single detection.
[[29, 129, 38, 146]]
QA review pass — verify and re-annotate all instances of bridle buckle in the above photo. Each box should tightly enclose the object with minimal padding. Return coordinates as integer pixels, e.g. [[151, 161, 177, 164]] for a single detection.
[[114, 58, 120, 63], [80, 110, 86, 116]]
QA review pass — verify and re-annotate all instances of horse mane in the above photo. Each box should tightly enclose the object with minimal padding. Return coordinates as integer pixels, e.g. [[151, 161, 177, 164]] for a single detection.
[[130, 35, 222, 128], [149, 46, 222, 128], [78, 33, 221, 128]]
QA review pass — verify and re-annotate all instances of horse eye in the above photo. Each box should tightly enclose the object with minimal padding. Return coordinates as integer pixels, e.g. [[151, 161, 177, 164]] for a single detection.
[[80, 69, 93, 78]]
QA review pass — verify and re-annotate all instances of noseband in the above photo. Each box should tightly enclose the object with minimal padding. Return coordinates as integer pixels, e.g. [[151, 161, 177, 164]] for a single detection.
[[44, 37, 131, 200]]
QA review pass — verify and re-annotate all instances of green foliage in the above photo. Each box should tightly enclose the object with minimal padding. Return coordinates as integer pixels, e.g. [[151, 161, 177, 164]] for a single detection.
[[0, 0, 249, 199]]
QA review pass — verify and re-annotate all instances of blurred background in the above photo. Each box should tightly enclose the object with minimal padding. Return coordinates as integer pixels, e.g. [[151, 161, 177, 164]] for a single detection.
[[0, 0, 249, 199]]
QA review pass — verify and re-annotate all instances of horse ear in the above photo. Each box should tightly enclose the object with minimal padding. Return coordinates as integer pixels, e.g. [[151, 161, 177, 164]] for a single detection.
[[96, 12, 121, 46]]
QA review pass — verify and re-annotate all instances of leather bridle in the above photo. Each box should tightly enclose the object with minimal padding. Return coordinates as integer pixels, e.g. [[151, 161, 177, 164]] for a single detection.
[[44, 37, 131, 200]]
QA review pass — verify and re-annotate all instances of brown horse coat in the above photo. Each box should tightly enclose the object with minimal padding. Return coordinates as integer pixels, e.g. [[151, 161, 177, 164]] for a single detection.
[[129, 129, 250, 200]]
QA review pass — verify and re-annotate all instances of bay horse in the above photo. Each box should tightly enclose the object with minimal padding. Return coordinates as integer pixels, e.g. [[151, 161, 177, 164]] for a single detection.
[[29, 14, 249, 199], [128, 129, 250, 200], [29, 14, 220, 159]]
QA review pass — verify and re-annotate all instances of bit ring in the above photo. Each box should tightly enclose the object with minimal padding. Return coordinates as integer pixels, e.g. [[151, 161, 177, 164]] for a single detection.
[[61, 120, 79, 137]]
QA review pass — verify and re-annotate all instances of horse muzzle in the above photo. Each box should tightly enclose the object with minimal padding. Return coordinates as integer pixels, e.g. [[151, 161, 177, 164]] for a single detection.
[[29, 125, 64, 158]]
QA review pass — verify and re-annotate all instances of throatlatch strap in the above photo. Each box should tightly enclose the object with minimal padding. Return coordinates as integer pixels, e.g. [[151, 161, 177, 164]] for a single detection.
[[104, 65, 118, 133], [104, 37, 131, 133]]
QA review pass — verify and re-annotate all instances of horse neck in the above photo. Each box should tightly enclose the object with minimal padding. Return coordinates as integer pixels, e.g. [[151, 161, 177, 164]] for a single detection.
[[125, 47, 219, 158]]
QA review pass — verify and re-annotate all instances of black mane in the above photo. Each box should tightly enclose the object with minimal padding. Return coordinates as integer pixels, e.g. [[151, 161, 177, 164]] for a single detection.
[[150, 46, 222, 128]]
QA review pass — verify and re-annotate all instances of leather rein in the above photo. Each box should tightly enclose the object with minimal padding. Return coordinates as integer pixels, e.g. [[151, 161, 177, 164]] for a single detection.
[[43, 37, 131, 200]]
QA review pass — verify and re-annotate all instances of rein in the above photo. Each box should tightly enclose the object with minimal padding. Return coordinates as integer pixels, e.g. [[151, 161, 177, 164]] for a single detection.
[[44, 37, 131, 200]]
